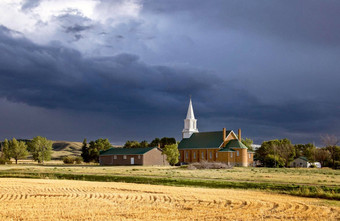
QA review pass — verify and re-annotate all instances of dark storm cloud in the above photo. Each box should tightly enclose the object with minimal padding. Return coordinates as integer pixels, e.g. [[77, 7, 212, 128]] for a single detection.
[[143, 0, 340, 46], [0, 26, 219, 117], [1, 10, 339, 145], [64, 25, 93, 34]]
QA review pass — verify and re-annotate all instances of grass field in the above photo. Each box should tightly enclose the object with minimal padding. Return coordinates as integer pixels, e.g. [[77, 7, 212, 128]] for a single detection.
[[0, 164, 339, 200], [1, 164, 339, 186], [0, 178, 338, 220]]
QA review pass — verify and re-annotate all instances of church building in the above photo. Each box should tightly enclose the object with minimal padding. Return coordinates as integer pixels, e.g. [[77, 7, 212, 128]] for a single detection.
[[178, 99, 254, 167]]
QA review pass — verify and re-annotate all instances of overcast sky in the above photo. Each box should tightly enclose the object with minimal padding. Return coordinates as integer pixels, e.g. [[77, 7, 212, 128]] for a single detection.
[[0, 0, 339, 145]]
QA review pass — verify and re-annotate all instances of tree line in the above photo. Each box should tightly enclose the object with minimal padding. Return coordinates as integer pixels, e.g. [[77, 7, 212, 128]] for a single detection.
[[123, 137, 176, 149], [254, 135, 340, 168], [0, 136, 53, 164]]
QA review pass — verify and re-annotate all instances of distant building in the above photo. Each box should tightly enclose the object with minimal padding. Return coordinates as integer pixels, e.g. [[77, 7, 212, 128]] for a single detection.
[[178, 99, 254, 167], [99, 147, 168, 166], [290, 157, 321, 168]]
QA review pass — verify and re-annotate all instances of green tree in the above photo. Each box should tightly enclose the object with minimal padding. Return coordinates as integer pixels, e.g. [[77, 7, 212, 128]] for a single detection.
[[140, 140, 149, 148], [149, 138, 160, 147], [264, 154, 285, 167], [81, 138, 90, 162], [8, 138, 28, 164], [163, 144, 179, 166], [1, 139, 11, 160], [294, 143, 316, 162], [124, 140, 141, 148], [241, 138, 254, 151], [315, 148, 331, 167], [255, 138, 295, 167], [276, 139, 295, 167], [160, 137, 176, 148], [82, 138, 111, 163], [28, 136, 53, 163]]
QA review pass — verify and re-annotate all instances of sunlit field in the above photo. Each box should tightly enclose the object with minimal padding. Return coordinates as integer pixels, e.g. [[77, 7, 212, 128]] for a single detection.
[[0, 178, 338, 220], [1, 164, 339, 186]]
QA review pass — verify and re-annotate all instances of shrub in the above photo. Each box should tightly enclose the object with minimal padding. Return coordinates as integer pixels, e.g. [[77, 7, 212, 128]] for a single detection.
[[63, 156, 75, 164], [75, 157, 83, 164], [187, 161, 232, 170], [0, 158, 12, 164]]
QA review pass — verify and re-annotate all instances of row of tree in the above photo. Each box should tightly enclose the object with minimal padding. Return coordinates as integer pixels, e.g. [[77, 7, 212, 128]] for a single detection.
[[254, 135, 340, 168], [0, 137, 53, 164], [81, 138, 111, 163], [123, 137, 176, 149]]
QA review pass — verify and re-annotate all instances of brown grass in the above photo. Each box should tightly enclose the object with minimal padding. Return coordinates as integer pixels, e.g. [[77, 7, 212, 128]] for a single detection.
[[0, 178, 338, 220], [187, 160, 232, 169], [51, 141, 83, 160]]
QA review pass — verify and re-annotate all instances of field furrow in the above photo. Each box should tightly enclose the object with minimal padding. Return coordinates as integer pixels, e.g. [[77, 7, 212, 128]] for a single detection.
[[0, 178, 338, 220]]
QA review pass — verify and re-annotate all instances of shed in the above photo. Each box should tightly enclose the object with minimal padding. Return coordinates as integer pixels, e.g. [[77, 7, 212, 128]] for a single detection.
[[290, 157, 321, 168], [99, 147, 168, 166]]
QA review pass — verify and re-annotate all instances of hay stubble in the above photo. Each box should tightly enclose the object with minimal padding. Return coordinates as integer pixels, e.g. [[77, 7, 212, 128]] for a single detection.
[[0, 178, 338, 220]]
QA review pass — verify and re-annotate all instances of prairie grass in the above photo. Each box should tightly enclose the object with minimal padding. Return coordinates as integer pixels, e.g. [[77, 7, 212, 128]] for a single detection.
[[0, 164, 338, 186]]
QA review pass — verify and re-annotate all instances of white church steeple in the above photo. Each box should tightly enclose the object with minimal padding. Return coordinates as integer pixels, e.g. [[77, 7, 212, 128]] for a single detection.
[[182, 98, 199, 138]]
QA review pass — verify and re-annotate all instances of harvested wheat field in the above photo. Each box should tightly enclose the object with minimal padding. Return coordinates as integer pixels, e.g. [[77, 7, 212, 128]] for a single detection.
[[0, 178, 338, 220]]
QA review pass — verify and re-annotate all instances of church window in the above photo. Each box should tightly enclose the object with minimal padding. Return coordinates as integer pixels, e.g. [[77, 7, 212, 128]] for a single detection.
[[186, 152, 188, 159], [193, 152, 196, 159], [230, 152, 233, 158], [249, 154, 251, 159], [113, 155, 117, 160], [237, 151, 239, 157], [210, 152, 212, 159], [138, 155, 141, 159], [201, 152, 204, 159], [216, 152, 218, 158], [123, 155, 127, 159]]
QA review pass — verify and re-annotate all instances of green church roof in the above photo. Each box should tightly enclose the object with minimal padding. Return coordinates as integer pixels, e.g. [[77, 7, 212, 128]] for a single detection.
[[178, 131, 231, 149], [100, 147, 158, 156], [223, 139, 248, 149], [218, 147, 235, 152]]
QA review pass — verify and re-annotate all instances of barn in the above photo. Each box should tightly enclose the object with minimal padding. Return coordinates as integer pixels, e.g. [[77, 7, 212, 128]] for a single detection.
[[99, 147, 168, 166]]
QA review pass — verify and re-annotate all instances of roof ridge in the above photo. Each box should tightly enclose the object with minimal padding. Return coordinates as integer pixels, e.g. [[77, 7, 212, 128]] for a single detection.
[[195, 130, 230, 134]]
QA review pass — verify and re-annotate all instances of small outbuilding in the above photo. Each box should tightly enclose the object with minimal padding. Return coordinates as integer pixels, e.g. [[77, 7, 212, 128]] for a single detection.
[[290, 156, 321, 168], [99, 147, 168, 166]]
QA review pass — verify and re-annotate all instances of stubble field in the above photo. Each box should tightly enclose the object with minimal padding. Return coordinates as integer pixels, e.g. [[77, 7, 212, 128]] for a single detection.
[[0, 178, 339, 220]]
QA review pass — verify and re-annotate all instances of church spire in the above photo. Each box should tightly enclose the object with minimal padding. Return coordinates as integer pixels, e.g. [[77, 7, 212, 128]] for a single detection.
[[182, 98, 199, 138], [186, 98, 195, 119]]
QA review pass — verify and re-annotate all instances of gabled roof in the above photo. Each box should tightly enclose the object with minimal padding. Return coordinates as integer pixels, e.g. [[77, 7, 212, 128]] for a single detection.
[[100, 147, 159, 156], [224, 139, 248, 149], [178, 131, 231, 149], [218, 147, 235, 152], [298, 156, 308, 162]]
